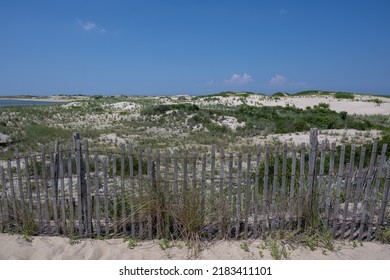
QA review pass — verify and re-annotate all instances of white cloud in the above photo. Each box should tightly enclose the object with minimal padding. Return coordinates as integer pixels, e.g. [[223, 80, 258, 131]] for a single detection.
[[269, 74, 307, 89], [280, 9, 288, 15], [224, 73, 253, 85], [206, 80, 215, 86], [82, 22, 96, 31], [269, 74, 287, 86], [76, 19, 106, 33]]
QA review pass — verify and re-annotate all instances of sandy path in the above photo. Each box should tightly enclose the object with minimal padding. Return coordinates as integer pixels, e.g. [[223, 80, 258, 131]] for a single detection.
[[0, 234, 389, 260]]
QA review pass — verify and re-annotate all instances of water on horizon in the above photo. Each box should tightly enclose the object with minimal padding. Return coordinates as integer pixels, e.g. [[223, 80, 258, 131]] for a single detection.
[[0, 99, 61, 107]]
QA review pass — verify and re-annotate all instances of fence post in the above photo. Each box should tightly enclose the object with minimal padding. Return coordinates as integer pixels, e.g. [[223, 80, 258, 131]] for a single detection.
[[307, 128, 318, 214], [73, 132, 87, 236], [83, 139, 92, 237], [0, 166, 9, 230], [50, 143, 59, 234], [53, 142, 59, 208]]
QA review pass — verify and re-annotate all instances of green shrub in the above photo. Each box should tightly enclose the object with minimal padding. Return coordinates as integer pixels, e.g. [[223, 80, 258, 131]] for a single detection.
[[335, 92, 354, 99], [141, 104, 199, 115]]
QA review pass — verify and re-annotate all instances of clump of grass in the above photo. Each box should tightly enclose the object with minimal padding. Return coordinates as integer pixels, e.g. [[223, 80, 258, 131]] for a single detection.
[[268, 239, 288, 260], [240, 242, 250, 252], [168, 188, 209, 258], [67, 227, 79, 245], [170, 189, 206, 241], [125, 237, 139, 249], [8, 206, 37, 241], [69, 235, 79, 245], [260, 228, 335, 259], [20, 208, 37, 238], [367, 98, 383, 105], [291, 227, 335, 252], [159, 239, 171, 251], [376, 227, 390, 244], [22, 233, 33, 242]]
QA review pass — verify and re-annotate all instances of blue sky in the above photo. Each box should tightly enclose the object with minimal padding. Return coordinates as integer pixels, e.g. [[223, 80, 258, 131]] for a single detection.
[[0, 0, 389, 96]]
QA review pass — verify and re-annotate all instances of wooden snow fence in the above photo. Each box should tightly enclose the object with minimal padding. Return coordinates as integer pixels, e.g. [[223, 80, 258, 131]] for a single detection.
[[0, 129, 389, 241]]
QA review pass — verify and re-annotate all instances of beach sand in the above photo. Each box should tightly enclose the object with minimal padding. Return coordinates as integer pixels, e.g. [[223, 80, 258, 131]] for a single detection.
[[1, 233, 389, 260]]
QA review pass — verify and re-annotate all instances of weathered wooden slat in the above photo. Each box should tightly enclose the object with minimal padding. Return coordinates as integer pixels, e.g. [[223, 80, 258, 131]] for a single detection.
[[120, 143, 127, 236], [192, 152, 198, 208], [201, 153, 206, 229], [332, 144, 346, 237], [280, 144, 287, 230], [271, 147, 279, 231], [0, 166, 10, 227], [74, 133, 88, 236], [83, 139, 92, 237], [102, 156, 110, 237], [112, 155, 118, 237], [218, 148, 226, 237], [155, 148, 162, 239], [307, 128, 318, 213], [50, 149, 59, 234], [15, 149, 25, 216], [173, 149, 179, 204], [173, 149, 179, 236], [32, 155, 42, 233], [209, 145, 216, 240], [254, 145, 261, 237], [7, 161, 17, 224], [261, 146, 270, 233], [218, 149, 225, 238], [75, 139, 84, 237], [349, 146, 366, 239], [367, 144, 387, 241], [244, 151, 251, 238], [24, 155, 33, 213], [358, 141, 378, 241], [164, 149, 170, 238], [288, 147, 297, 230], [236, 152, 242, 238], [128, 144, 135, 238], [146, 148, 152, 239], [41, 145, 50, 231], [317, 141, 327, 213], [297, 143, 305, 229], [227, 153, 233, 237], [340, 144, 356, 238], [0, 192, 2, 229], [138, 148, 143, 239], [66, 145, 75, 235], [324, 143, 336, 227], [93, 147, 101, 237], [377, 154, 390, 228], [58, 145, 67, 235], [183, 149, 188, 194], [0, 168, 3, 228]]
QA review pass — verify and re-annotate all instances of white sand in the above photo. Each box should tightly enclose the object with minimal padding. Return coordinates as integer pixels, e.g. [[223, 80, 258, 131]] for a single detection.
[[255, 96, 390, 115], [193, 94, 390, 115], [0, 233, 389, 260], [1, 97, 80, 103], [0, 133, 10, 144], [264, 129, 381, 146]]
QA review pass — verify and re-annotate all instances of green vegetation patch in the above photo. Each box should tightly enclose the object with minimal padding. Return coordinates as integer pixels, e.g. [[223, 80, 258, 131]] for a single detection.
[[335, 92, 354, 99], [141, 103, 200, 115], [195, 91, 263, 99]]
